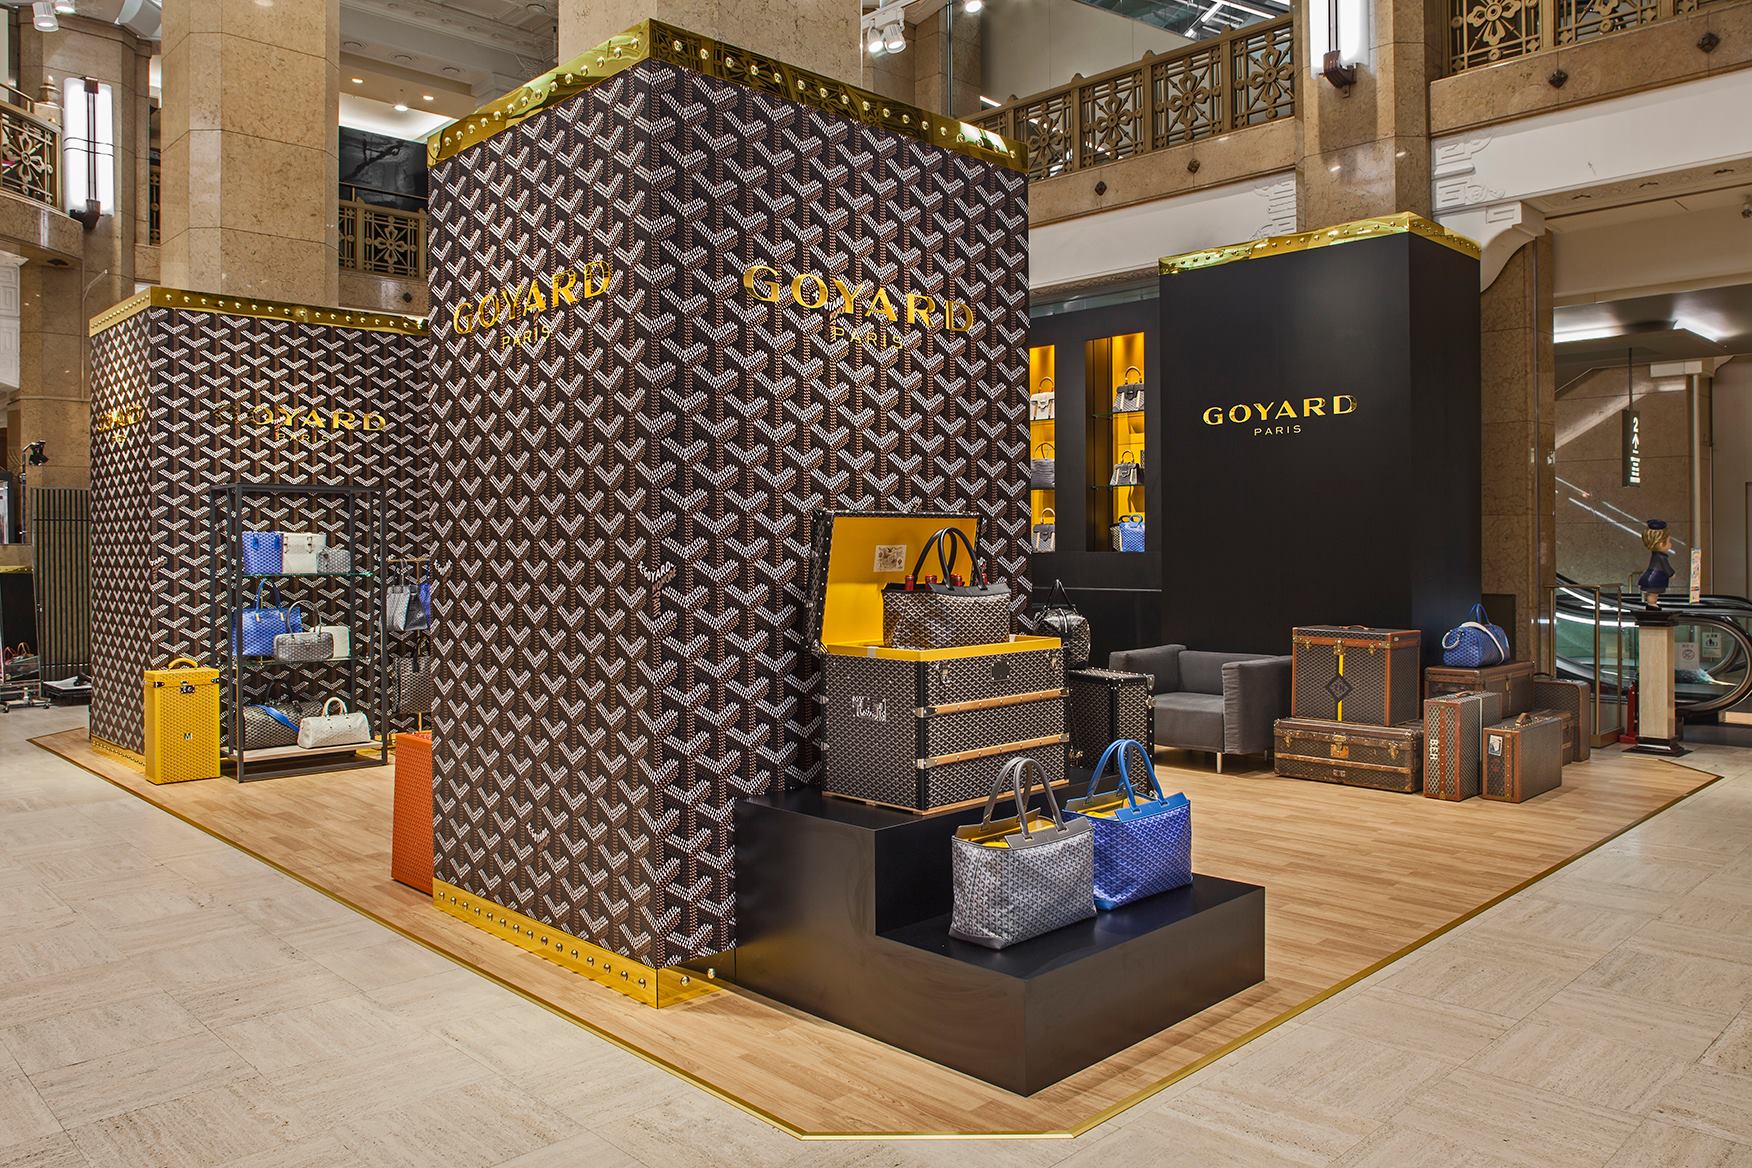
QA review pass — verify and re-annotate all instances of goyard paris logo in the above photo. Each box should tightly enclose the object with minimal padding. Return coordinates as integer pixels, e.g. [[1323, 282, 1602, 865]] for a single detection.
[[448, 261, 614, 350], [740, 263, 977, 354], [1201, 394, 1358, 438], [216, 400, 390, 444], [91, 403, 144, 438]]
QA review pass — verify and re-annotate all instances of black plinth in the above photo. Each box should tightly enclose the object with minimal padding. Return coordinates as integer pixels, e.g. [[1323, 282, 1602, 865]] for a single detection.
[[733, 789, 1266, 1095]]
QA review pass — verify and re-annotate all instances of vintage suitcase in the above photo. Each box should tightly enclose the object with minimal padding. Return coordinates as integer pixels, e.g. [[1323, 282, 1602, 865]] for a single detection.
[[1273, 717, 1424, 793], [809, 511, 1068, 812], [1067, 668, 1153, 767], [1530, 707, 1578, 765], [1483, 712, 1565, 803], [1290, 626, 1421, 725], [1424, 660, 1535, 716], [391, 732, 434, 892], [1533, 676, 1592, 762], [1423, 689, 1504, 801], [143, 658, 221, 784]]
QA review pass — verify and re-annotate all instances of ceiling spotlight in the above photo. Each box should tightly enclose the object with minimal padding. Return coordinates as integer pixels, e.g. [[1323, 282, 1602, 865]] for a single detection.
[[351, 77, 364, 84], [31, 1, 57, 31], [883, 22, 907, 53], [53, 0, 76, 13], [867, 26, 885, 54], [422, 94, 435, 102], [393, 99, 409, 112], [964, 0, 984, 11]]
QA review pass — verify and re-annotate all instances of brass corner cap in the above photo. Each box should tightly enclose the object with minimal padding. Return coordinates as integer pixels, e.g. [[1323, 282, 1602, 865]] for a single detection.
[[426, 19, 1027, 174], [89, 287, 430, 338], [1158, 212, 1482, 276]]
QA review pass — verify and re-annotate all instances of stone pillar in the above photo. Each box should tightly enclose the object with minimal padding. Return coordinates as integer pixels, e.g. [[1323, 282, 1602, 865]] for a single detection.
[[914, 8, 983, 117], [14, 261, 90, 491], [160, 0, 340, 303], [1480, 235, 1556, 666], [558, 1, 859, 85], [1296, 0, 1438, 227]]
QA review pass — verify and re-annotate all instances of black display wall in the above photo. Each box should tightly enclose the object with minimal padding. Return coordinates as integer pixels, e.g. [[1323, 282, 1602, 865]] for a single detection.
[[1156, 217, 1482, 657], [86, 292, 429, 754], [423, 22, 1031, 975]]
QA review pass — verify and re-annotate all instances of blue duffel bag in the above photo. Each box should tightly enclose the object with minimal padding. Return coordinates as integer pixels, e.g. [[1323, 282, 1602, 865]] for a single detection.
[[1440, 603, 1510, 668]]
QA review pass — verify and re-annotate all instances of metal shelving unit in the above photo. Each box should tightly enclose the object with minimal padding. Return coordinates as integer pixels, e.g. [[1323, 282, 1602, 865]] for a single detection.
[[208, 482, 390, 782]]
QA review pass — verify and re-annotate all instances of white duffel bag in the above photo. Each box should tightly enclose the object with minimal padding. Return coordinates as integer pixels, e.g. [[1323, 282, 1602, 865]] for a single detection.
[[297, 697, 372, 750]]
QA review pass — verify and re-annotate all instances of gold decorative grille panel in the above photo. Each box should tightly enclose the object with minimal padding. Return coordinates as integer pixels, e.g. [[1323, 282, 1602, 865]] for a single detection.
[[1014, 90, 1073, 180], [1449, 0, 1729, 71], [1153, 44, 1222, 148], [1231, 20, 1296, 128], [1450, 0, 1542, 70], [1078, 72, 1145, 168], [0, 99, 58, 209], [1558, 0, 1659, 41], [337, 198, 426, 279]]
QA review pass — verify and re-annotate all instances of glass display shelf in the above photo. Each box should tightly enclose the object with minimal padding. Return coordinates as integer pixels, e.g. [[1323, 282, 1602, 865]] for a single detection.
[[241, 571, 375, 579], [232, 742, 384, 764]]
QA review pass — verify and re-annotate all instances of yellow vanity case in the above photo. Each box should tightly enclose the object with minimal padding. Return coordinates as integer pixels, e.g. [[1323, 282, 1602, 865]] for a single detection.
[[807, 511, 1067, 813], [143, 657, 221, 784]]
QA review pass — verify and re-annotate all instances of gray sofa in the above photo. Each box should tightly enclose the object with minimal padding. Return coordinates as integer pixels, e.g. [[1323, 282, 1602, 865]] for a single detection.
[[1108, 644, 1292, 772]]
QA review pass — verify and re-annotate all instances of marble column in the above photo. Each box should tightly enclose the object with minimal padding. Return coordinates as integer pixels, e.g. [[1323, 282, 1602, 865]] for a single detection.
[[1295, 0, 1438, 227], [14, 261, 89, 491], [558, 0, 860, 86], [160, 0, 340, 304], [1479, 235, 1556, 666]]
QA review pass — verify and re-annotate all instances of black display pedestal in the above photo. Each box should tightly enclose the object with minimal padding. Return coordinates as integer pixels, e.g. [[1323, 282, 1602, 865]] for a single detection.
[[734, 789, 1266, 1095]]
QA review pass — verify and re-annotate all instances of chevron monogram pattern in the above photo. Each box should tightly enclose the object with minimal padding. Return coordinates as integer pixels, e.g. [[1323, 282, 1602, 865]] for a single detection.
[[88, 305, 429, 754], [427, 59, 1029, 968]]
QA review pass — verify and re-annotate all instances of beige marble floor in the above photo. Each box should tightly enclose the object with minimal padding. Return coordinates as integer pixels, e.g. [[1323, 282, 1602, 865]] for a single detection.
[[2, 707, 1750, 1168]]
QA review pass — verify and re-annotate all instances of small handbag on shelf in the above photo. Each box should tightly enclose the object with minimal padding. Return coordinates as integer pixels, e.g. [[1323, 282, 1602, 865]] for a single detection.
[[402, 565, 433, 632], [395, 654, 435, 715], [234, 582, 304, 657], [1067, 738, 1193, 910], [272, 628, 334, 663], [316, 546, 353, 573], [298, 697, 372, 750], [385, 573, 414, 633], [1109, 451, 1140, 487], [881, 527, 1012, 650], [1031, 509, 1056, 553], [1114, 366, 1145, 414], [1030, 443, 1055, 491], [311, 614, 351, 660], [1033, 578, 1092, 668], [1029, 378, 1056, 421], [241, 531, 283, 575], [279, 532, 327, 575], [950, 756, 1095, 950], [1112, 514, 1146, 553], [1441, 603, 1510, 668], [241, 703, 301, 750]]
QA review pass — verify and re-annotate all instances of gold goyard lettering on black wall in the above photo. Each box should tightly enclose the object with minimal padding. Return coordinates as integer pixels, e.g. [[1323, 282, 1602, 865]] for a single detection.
[[426, 59, 1030, 968], [87, 305, 430, 754]]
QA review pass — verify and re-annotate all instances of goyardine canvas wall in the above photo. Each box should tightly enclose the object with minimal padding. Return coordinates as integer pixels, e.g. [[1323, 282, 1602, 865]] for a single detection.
[[424, 22, 1032, 973]]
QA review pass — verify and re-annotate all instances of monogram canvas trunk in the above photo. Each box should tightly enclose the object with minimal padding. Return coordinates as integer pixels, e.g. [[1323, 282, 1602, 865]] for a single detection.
[[424, 29, 1031, 969], [1483, 713, 1565, 802], [1273, 717, 1424, 793], [1424, 660, 1535, 716], [1290, 626, 1421, 725], [1534, 677, 1592, 762], [1422, 689, 1503, 801], [1066, 668, 1153, 767]]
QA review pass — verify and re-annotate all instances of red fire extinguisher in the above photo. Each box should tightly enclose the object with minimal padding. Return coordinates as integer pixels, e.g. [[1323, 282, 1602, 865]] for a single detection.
[[1620, 681, 1639, 747]]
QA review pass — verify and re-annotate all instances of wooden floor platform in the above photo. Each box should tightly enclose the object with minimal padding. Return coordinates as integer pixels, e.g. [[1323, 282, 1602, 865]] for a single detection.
[[31, 729, 1716, 1139]]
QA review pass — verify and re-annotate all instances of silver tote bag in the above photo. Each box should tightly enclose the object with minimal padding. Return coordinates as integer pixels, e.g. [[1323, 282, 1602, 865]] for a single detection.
[[950, 756, 1095, 950], [297, 698, 372, 749]]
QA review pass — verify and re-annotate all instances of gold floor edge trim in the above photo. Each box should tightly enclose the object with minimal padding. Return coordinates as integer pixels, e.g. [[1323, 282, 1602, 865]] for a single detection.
[[89, 286, 429, 338], [27, 731, 1721, 1141], [428, 20, 1027, 173], [431, 879, 719, 1008], [1159, 212, 1482, 276], [88, 733, 145, 768]]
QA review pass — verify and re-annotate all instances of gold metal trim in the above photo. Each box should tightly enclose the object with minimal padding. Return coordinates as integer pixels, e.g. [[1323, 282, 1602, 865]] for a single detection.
[[27, 731, 1722, 1141], [1159, 212, 1482, 276], [89, 733, 146, 767], [88, 287, 429, 338], [433, 879, 718, 1009], [427, 20, 1027, 173]]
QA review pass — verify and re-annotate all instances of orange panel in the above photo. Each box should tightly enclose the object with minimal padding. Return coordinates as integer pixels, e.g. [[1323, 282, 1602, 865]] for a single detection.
[[391, 732, 434, 892]]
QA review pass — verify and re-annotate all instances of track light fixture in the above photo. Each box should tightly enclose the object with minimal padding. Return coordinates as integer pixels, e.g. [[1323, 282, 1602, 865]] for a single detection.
[[861, 1, 908, 56], [964, 0, 984, 12], [31, 1, 58, 31]]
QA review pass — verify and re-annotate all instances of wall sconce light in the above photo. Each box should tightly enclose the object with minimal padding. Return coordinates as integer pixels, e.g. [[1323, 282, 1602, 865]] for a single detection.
[[31, 1, 57, 31], [62, 76, 113, 230], [1307, 0, 1366, 91]]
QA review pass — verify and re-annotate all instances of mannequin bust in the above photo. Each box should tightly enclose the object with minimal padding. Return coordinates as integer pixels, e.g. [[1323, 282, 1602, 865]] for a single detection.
[[1637, 520, 1676, 606]]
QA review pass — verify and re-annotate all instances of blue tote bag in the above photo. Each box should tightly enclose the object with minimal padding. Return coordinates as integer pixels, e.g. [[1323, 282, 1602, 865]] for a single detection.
[[241, 530, 284, 575], [233, 581, 303, 657], [1440, 602, 1509, 668], [1066, 738, 1192, 910]]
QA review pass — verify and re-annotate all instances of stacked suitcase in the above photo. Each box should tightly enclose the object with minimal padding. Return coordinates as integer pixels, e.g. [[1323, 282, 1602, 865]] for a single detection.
[[1420, 662, 1587, 802], [809, 511, 1070, 813], [1276, 626, 1425, 792], [1422, 689, 1504, 801], [1066, 668, 1153, 768]]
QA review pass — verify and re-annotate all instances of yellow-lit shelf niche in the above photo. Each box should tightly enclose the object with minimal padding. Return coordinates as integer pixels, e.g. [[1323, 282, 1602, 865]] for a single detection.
[[1029, 344, 1057, 550], [1087, 331, 1145, 552]]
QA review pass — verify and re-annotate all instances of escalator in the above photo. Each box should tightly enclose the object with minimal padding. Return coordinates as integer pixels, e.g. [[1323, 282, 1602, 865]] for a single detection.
[[1553, 575, 1752, 720]]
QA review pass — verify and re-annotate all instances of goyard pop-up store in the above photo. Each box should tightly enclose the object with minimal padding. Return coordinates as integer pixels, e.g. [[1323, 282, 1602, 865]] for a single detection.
[[58, 18, 1710, 1140]]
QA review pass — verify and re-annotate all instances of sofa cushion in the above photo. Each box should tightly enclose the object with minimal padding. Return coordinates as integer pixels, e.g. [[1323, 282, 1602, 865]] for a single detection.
[[1180, 650, 1275, 695], [1153, 692, 1226, 751]]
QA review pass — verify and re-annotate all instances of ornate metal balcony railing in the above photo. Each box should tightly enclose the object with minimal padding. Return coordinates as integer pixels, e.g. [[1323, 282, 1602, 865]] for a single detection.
[[0, 89, 59, 212], [149, 160, 160, 245], [972, 16, 1295, 182], [1450, 0, 1740, 71], [338, 191, 426, 279]]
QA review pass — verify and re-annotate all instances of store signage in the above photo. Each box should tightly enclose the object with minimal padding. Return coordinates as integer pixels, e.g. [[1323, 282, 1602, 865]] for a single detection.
[[1622, 409, 1642, 486], [448, 261, 614, 349], [740, 263, 976, 352], [92, 403, 143, 436], [1690, 547, 1703, 604], [217, 401, 390, 443], [1200, 394, 1358, 437]]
